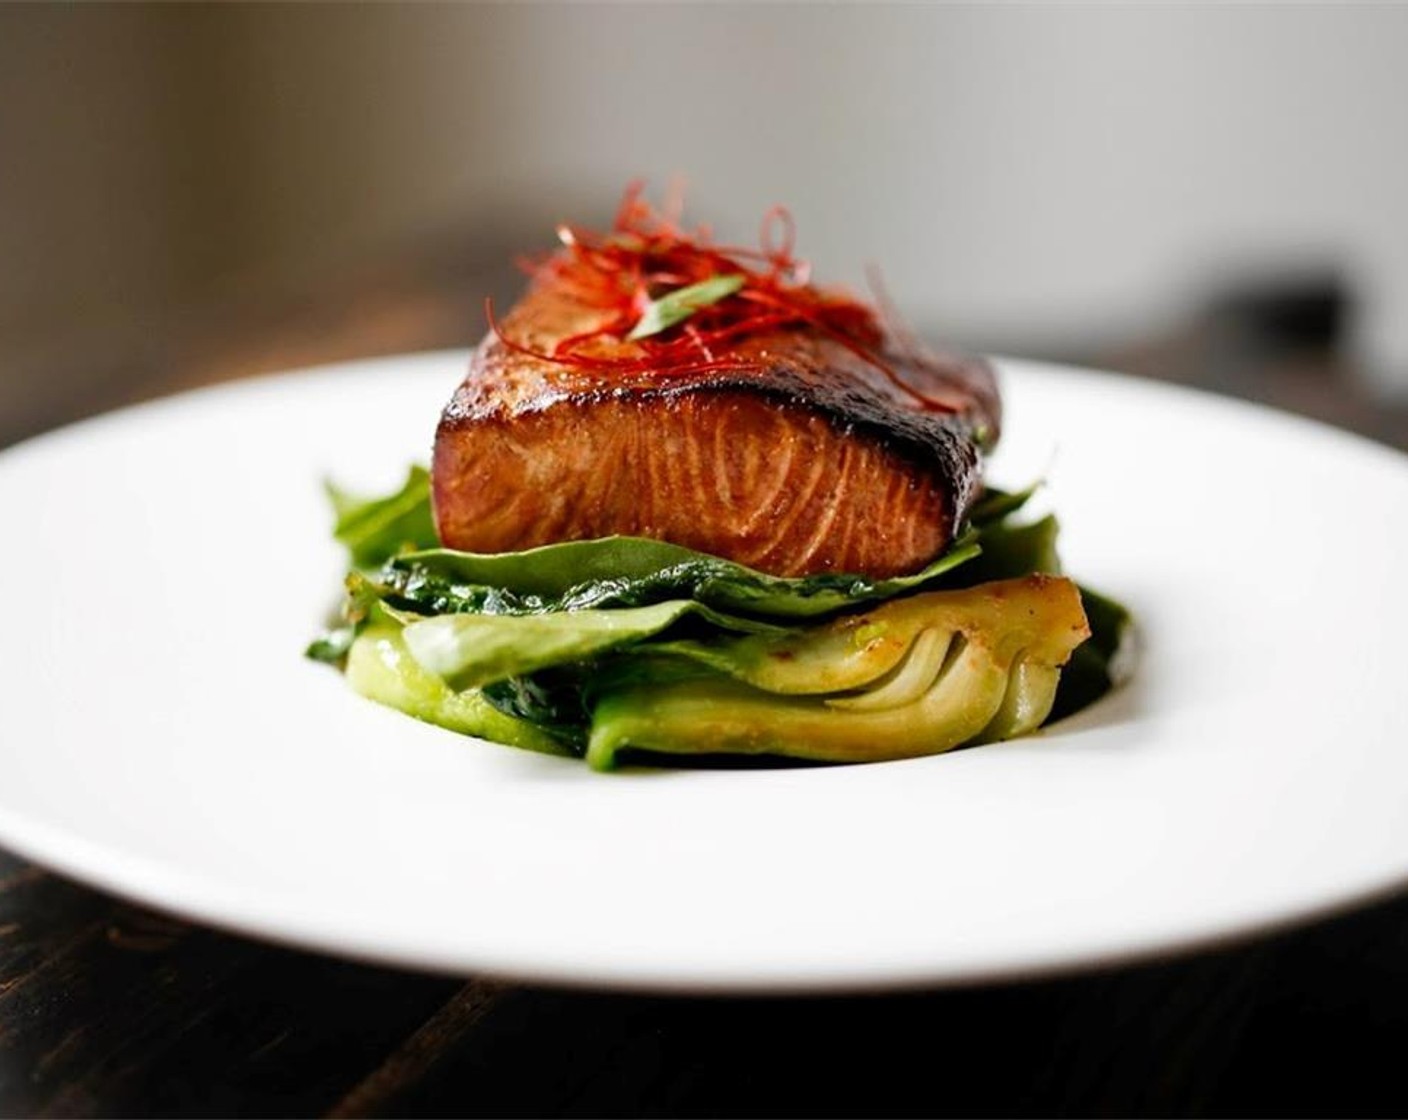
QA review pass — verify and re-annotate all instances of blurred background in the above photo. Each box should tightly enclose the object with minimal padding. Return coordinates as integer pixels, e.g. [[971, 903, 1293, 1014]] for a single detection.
[[3, 1, 1407, 448]]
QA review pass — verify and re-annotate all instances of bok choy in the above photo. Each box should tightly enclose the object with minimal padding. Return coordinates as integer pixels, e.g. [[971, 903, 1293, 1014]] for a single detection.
[[309, 470, 1132, 770]]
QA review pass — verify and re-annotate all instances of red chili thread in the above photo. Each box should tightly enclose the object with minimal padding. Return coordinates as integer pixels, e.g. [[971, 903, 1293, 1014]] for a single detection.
[[486, 184, 957, 412]]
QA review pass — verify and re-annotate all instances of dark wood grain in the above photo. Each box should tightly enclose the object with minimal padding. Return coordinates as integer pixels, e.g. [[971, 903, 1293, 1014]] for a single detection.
[[327, 980, 506, 1119], [3, 245, 1407, 1118], [0, 878, 465, 1117]]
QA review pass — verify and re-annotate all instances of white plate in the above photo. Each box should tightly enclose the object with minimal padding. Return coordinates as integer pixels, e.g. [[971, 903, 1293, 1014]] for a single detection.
[[2, 352, 1407, 993]]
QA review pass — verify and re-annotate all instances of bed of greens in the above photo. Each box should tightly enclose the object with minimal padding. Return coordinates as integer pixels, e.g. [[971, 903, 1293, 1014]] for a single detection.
[[308, 468, 1132, 770]]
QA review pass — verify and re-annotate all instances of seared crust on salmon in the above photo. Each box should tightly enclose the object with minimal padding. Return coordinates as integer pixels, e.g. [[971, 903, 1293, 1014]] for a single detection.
[[432, 280, 1000, 578]]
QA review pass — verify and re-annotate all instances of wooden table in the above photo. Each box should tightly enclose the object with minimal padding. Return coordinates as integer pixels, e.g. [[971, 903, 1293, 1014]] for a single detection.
[[4, 256, 1407, 1116]]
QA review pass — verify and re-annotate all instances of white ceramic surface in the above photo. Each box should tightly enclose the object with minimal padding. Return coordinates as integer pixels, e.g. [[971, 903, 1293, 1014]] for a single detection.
[[2, 353, 1407, 992]]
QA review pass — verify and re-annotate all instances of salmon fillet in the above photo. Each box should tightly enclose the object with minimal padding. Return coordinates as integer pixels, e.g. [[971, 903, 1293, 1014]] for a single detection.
[[432, 280, 1000, 578]]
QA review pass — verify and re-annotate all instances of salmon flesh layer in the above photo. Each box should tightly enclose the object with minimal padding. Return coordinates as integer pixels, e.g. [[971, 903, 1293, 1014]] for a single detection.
[[432, 284, 1001, 578]]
